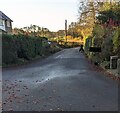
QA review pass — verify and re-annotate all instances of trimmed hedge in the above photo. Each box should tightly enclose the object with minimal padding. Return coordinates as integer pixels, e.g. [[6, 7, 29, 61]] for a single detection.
[[2, 34, 49, 65], [2, 34, 17, 64]]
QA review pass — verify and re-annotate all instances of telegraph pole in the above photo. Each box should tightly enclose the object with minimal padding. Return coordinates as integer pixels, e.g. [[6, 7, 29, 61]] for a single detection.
[[65, 19, 67, 43]]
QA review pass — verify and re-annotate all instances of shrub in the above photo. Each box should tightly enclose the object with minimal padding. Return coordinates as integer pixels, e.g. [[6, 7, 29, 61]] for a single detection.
[[16, 35, 36, 60], [2, 33, 62, 65], [2, 34, 48, 65], [34, 38, 43, 55], [2, 34, 18, 64]]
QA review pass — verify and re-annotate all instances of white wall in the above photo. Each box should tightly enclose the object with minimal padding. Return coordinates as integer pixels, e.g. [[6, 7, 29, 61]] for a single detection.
[[0, 19, 6, 31]]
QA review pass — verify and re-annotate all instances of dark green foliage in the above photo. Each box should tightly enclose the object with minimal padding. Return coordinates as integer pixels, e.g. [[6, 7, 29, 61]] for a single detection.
[[2, 34, 49, 65], [2, 34, 17, 64], [34, 38, 43, 55], [97, 4, 120, 24], [97, 10, 115, 24], [17, 35, 40, 60], [2, 34, 61, 65]]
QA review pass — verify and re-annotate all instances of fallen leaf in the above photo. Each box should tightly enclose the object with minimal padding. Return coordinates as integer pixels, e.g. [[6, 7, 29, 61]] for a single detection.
[[57, 107, 60, 110], [49, 109, 53, 111]]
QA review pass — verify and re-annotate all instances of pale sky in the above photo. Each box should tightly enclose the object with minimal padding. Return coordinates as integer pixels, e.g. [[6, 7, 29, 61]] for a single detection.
[[1, 0, 79, 31]]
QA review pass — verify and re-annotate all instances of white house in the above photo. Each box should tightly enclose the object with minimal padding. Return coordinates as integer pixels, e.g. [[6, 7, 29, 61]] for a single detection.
[[0, 11, 13, 34]]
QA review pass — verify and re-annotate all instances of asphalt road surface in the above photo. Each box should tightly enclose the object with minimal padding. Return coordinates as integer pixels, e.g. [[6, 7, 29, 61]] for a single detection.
[[2, 47, 118, 111]]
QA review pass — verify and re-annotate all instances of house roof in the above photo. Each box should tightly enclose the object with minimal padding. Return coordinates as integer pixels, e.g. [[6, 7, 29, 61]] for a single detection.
[[0, 11, 13, 22]]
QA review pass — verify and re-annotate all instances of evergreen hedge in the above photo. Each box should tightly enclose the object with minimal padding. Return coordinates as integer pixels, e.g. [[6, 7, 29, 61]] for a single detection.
[[2, 34, 18, 64], [2, 34, 49, 65]]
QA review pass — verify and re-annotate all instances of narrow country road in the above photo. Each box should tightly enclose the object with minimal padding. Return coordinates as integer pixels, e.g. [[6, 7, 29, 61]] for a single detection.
[[2, 47, 118, 111]]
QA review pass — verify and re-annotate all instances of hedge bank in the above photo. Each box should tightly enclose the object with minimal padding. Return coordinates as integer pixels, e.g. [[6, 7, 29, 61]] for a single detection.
[[2, 34, 52, 65]]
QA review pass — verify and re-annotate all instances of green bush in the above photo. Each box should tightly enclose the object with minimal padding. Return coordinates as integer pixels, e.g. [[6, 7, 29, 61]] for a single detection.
[[34, 38, 43, 55], [2, 34, 62, 65], [2, 34, 18, 64], [16, 35, 36, 60], [2, 34, 49, 65]]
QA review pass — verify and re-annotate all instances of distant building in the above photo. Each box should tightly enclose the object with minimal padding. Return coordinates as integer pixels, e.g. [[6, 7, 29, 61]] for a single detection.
[[0, 11, 13, 34]]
